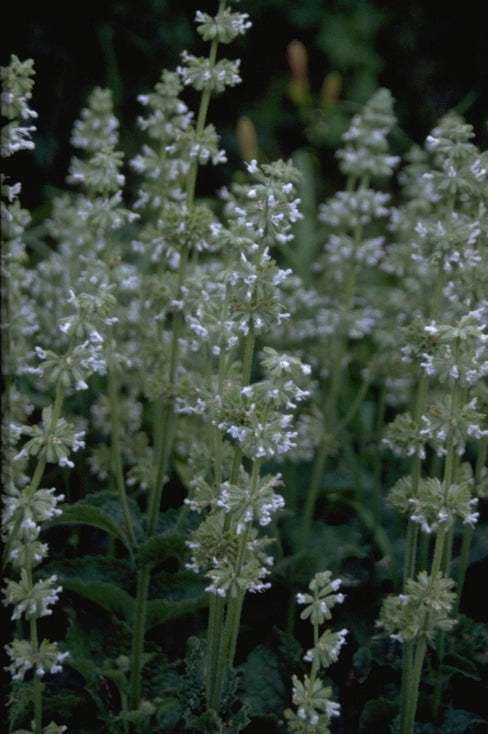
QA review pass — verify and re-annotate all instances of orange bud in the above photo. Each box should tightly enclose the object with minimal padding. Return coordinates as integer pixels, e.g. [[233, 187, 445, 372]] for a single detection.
[[287, 40, 308, 83], [321, 71, 342, 107], [236, 116, 259, 162], [287, 40, 310, 108]]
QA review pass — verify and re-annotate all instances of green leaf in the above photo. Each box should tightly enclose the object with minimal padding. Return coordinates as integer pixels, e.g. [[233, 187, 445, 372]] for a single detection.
[[239, 644, 286, 720], [60, 575, 135, 621], [45, 555, 135, 621], [136, 532, 187, 568], [440, 708, 486, 734], [353, 645, 373, 683], [439, 653, 480, 682], [47, 495, 135, 560], [359, 697, 398, 733], [42, 692, 89, 722], [343, 498, 399, 587], [145, 592, 208, 630]]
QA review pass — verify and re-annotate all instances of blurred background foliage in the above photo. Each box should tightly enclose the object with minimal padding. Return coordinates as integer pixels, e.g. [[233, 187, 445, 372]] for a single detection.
[[2, 0, 487, 209]]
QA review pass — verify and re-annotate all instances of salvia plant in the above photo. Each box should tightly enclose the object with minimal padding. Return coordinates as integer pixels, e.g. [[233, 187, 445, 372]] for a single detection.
[[1, 3, 487, 734]]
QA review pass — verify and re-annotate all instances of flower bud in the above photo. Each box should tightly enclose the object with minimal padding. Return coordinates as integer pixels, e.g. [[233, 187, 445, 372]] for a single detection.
[[287, 40, 310, 108], [321, 70, 342, 108], [236, 116, 259, 162]]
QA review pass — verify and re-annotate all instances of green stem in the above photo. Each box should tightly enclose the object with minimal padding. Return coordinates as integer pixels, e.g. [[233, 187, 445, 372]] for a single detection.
[[299, 443, 328, 551], [431, 383, 460, 718], [107, 333, 136, 547], [400, 635, 428, 734], [205, 593, 226, 709], [207, 458, 262, 710], [29, 598, 42, 734], [431, 525, 447, 580], [398, 640, 413, 733], [208, 588, 246, 711], [335, 368, 375, 435], [130, 565, 151, 710], [372, 385, 387, 531], [403, 520, 418, 582]]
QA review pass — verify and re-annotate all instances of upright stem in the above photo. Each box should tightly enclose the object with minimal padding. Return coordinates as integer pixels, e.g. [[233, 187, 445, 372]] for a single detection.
[[398, 639, 413, 734], [400, 635, 428, 734], [130, 11, 225, 711], [30, 611, 42, 734], [299, 444, 328, 551], [204, 328, 256, 709], [107, 329, 136, 546], [130, 565, 151, 709], [207, 459, 261, 710]]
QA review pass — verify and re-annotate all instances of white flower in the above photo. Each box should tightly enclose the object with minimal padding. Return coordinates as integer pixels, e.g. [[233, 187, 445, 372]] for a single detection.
[[246, 159, 259, 174]]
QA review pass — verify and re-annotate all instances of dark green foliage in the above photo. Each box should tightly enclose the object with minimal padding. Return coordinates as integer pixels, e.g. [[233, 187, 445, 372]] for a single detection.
[[47, 492, 138, 556], [358, 697, 398, 733], [238, 644, 288, 723], [182, 637, 250, 733]]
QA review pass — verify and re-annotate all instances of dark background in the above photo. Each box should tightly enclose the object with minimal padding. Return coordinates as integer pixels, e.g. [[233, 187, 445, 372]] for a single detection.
[[2, 0, 487, 209]]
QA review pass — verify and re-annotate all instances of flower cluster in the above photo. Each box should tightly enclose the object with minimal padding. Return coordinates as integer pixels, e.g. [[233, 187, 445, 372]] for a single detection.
[[211, 348, 311, 460], [14, 406, 85, 468], [185, 342, 311, 594], [285, 571, 347, 733], [379, 571, 457, 643], [195, 8, 252, 44], [387, 473, 479, 534], [1, 56, 70, 727], [186, 510, 275, 597], [376, 99, 487, 733], [0, 55, 37, 157], [180, 156, 311, 595], [281, 86, 400, 399], [335, 87, 400, 179]]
